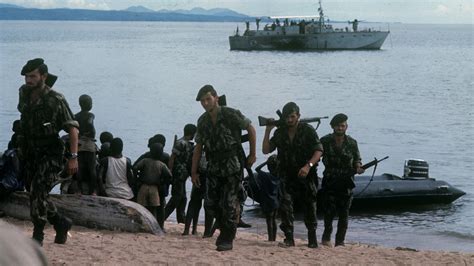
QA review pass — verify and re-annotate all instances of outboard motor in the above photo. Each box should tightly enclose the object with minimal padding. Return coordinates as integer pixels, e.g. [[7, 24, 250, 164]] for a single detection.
[[403, 159, 429, 179]]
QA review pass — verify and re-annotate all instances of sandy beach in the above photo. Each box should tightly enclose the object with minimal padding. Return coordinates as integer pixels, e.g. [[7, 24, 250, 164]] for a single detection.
[[2, 217, 473, 265]]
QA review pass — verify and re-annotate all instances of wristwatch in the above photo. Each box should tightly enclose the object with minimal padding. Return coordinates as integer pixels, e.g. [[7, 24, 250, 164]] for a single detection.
[[307, 162, 314, 168], [66, 152, 78, 159]]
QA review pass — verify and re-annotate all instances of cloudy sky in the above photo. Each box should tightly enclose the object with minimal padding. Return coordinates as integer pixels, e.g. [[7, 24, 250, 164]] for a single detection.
[[3, 0, 472, 24]]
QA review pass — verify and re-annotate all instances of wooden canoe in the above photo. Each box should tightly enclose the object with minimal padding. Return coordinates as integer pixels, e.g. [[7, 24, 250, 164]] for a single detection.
[[0, 191, 162, 235]]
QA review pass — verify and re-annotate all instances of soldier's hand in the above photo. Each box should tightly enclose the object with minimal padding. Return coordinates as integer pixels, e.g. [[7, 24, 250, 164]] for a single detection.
[[298, 164, 310, 178], [356, 166, 365, 175], [265, 119, 276, 131], [67, 158, 78, 176], [246, 154, 256, 168], [191, 172, 201, 188]]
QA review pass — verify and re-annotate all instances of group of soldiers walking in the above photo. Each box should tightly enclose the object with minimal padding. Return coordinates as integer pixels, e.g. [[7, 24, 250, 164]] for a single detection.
[[11, 58, 364, 252]]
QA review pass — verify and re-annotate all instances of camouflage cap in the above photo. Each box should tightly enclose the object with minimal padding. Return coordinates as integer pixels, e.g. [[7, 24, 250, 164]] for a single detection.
[[21, 58, 46, 75], [330, 113, 348, 126], [196, 84, 217, 101]]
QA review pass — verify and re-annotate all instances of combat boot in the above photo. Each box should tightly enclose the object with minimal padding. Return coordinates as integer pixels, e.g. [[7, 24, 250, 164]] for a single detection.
[[279, 232, 295, 247], [32, 221, 46, 246], [216, 228, 235, 252], [237, 219, 251, 228], [307, 230, 318, 248], [216, 241, 233, 251], [53, 216, 72, 244], [215, 229, 228, 247]]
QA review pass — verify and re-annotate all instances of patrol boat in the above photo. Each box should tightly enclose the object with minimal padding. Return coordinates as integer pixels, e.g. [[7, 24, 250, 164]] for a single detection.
[[229, 0, 390, 51], [244, 159, 465, 211]]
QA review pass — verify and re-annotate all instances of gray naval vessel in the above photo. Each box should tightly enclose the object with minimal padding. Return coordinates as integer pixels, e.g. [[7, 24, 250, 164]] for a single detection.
[[229, 0, 390, 51]]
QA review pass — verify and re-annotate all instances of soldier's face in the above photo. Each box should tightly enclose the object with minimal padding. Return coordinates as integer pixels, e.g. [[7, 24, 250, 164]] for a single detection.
[[285, 111, 300, 128], [333, 121, 348, 136], [24, 69, 46, 89], [200, 92, 219, 113]]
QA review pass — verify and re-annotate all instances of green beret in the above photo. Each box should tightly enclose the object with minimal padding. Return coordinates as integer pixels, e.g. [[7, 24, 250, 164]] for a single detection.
[[21, 58, 46, 75], [282, 102, 300, 118], [330, 113, 348, 126], [196, 84, 217, 101]]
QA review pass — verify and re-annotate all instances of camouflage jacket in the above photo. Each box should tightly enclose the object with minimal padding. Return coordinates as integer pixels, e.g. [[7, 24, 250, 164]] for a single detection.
[[171, 137, 194, 180], [320, 133, 361, 178], [195, 106, 251, 177], [270, 123, 323, 179], [17, 85, 78, 151]]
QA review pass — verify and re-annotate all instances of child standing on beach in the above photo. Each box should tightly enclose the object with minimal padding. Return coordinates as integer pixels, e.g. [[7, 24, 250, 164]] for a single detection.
[[255, 155, 280, 242], [134, 143, 172, 222], [98, 138, 134, 200]]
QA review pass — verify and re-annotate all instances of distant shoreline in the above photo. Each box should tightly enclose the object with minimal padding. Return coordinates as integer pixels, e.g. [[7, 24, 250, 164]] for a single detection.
[[0, 7, 250, 22]]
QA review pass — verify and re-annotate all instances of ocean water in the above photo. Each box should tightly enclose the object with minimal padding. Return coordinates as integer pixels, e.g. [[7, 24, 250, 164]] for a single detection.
[[0, 21, 472, 252]]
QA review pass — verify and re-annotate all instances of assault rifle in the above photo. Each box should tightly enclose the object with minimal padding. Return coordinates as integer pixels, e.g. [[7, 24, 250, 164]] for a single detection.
[[324, 156, 389, 191], [218, 94, 226, 106], [258, 110, 328, 130], [361, 156, 389, 171]]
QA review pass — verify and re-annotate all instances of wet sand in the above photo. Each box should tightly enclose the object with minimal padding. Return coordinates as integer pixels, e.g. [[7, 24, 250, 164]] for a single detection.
[[2, 217, 473, 265]]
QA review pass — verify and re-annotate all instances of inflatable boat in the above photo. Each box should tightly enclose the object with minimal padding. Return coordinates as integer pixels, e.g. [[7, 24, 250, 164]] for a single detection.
[[245, 159, 466, 211]]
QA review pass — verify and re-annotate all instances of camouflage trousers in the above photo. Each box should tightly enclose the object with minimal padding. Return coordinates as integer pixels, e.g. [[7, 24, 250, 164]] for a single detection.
[[204, 172, 241, 237], [25, 150, 63, 226], [321, 191, 353, 244], [279, 177, 318, 236]]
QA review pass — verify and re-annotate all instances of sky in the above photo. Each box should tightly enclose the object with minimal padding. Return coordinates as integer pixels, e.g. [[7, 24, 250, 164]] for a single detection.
[[2, 0, 473, 24]]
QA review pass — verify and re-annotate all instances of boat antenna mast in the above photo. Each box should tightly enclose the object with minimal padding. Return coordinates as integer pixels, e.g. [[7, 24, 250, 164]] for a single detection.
[[317, 0, 326, 31]]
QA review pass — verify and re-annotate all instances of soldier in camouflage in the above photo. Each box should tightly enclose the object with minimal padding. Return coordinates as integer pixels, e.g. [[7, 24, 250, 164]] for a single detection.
[[165, 123, 197, 223], [191, 85, 256, 251], [320, 113, 364, 247], [17, 58, 79, 246], [262, 102, 323, 248]]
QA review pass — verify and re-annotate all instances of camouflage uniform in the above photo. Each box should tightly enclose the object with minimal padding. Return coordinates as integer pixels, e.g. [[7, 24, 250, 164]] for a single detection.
[[270, 123, 323, 240], [320, 133, 361, 246], [195, 106, 251, 244], [17, 84, 78, 242], [165, 137, 194, 223]]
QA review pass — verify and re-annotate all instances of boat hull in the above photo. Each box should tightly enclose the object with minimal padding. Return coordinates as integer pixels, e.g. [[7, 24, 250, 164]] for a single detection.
[[229, 31, 389, 51], [245, 173, 465, 211], [350, 174, 466, 209]]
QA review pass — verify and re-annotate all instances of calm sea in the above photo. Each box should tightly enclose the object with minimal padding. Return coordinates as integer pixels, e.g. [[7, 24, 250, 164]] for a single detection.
[[0, 21, 472, 252]]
